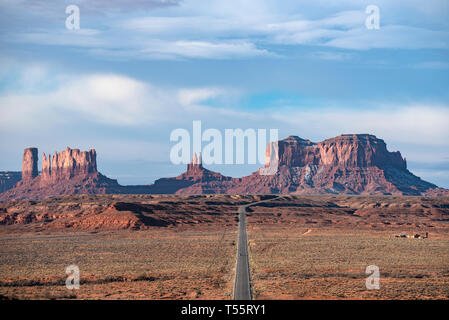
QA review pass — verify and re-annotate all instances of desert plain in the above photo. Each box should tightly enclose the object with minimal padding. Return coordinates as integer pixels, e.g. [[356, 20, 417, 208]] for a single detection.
[[0, 194, 448, 300]]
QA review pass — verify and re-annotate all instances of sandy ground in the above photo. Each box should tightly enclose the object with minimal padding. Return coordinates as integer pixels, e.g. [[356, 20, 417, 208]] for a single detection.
[[0, 227, 237, 300], [1, 194, 448, 299], [247, 195, 449, 300]]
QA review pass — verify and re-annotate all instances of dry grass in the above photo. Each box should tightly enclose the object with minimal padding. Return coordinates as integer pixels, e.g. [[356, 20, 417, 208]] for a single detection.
[[1, 194, 449, 300], [0, 228, 237, 299], [248, 227, 449, 299]]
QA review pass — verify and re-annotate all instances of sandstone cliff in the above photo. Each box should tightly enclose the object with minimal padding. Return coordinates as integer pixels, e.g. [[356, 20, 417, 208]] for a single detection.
[[0, 147, 122, 201], [0, 135, 446, 201], [230, 134, 435, 195], [21, 148, 38, 180], [42, 147, 97, 182], [158, 134, 441, 196], [270, 135, 406, 169]]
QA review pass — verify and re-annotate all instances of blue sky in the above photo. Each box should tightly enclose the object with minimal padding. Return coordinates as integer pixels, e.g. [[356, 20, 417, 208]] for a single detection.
[[0, 0, 448, 187]]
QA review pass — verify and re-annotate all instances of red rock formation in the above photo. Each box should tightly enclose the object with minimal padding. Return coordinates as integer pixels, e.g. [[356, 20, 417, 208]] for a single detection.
[[0, 147, 123, 201], [186, 152, 203, 172], [41, 153, 51, 181], [267, 135, 406, 170], [232, 134, 433, 195], [157, 134, 441, 196], [1, 135, 447, 201], [21, 148, 38, 180], [151, 152, 233, 194], [42, 147, 97, 182]]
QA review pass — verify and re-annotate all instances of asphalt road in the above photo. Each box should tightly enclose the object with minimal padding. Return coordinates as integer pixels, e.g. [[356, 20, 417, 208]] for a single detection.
[[234, 196, 284, 300], [234, 205, 252, 300]]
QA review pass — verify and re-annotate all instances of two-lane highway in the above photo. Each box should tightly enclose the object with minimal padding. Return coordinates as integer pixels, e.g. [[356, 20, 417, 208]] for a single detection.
[[234, 205, 252, 300], [233, 196, 284, 300]]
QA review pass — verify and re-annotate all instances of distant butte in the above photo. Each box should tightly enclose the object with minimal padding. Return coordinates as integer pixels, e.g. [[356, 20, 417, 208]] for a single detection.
[[0, 147, 125, 201], [0, 134, 448, 201]]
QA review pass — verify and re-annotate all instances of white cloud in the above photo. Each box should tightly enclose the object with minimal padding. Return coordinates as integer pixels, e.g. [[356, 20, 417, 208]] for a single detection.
[[263, 11, 448, 50], [122, 16, 245, 36], [6, 30, 273, 60], [1, 0, 447, 62], [0, 68, 242, 128], [0, 73, 172, 126], [139, 40, 273, 59], [2, 65, 448, 149], [1, 62, 449, 187], [120, 6, 449, 52], [273, 105, 449, 146], [324, 25, 449, 50], [0, 0, 180, 15], [178, 87, 227, 106]]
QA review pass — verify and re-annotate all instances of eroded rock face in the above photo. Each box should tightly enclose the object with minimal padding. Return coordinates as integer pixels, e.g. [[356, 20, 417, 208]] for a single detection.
[[151, 152, 233, 194], [21, 148, 38, 180], [268, 135, 406, 170], [42, 147, 97, 182], [163, 134, 440, 196], [0, 147, 124, 201], [186, 152, 203, 172], [0, 135, 446, 200]]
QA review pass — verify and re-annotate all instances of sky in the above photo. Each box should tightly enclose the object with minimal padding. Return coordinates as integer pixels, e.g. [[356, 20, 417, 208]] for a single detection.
[[0, 0, 448, 187]]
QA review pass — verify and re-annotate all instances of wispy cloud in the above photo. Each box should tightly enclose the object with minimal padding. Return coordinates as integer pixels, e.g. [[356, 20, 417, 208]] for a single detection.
[[1, 60, 448, 186], [324, 25, 449, 50], [0, 74, 170, 126], [0, 63, 242, 127], [0, 0, 181, 15], [121, 7, 449, 52], [4, 30, 274, 60], [138, 40, 274, 60], [273, 105, 449, 146], [2, 62, 448, 149], [2, 1, 448, 60], [178, 87, 227, 106]]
